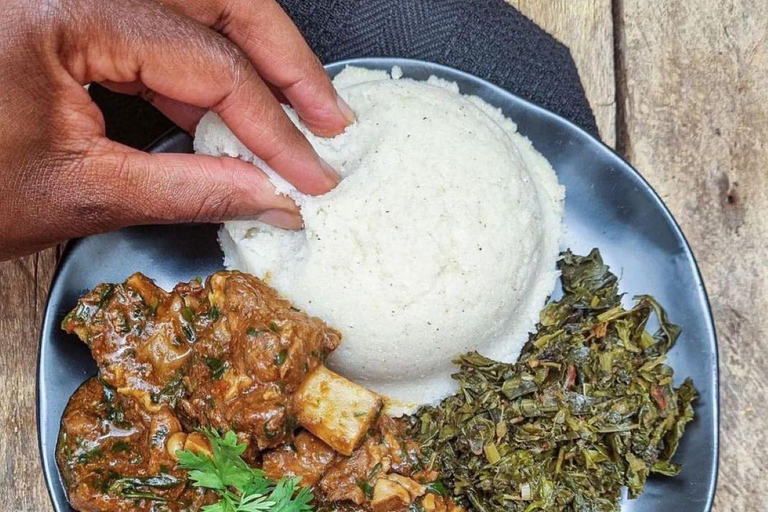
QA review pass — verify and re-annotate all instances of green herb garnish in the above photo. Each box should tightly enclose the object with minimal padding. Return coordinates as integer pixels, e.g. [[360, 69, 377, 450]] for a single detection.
[[425, 480, 449, 497], [111, 441, 131, 453], [413, 250, 697, 512], [101, 380, 128, 426], [177, 430, 314, 512], [98, 285, 115, 309], [274, 350, 288, 366], [181, 307, 195, 322], [108, 473, 181, 503], [150, 374, 187, 407], [205, 357, 229, 380], [357, 480, 374, 500], [76, 446, 104, 464]]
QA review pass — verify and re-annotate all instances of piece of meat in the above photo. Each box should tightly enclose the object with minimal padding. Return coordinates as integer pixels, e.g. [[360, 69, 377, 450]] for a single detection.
[[262, 431, 337, 487], [319, 438, 373, 505], [318, 416, 426, 507], [370, 478, 412, 512], [56, 378, 211, 512], [384, 474, 426, 499], [421, 494, 466, 512], [61, 275, 185, 413], [62, 271, 341, 453], [59, 272, 454, 512]]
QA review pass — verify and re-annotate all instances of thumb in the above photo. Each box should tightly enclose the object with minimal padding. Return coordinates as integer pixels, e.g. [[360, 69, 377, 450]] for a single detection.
[[66, 143, 302, 234]]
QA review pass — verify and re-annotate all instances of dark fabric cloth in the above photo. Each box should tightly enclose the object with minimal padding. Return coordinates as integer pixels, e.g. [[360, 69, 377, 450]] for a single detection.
[[92, 0, 598, 149], [278, 0, 598, 137]]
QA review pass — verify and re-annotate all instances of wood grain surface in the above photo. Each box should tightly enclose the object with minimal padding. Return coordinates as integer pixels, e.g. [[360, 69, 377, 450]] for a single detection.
[[1, 1, 765, 510], [510, 0, 617, 147], [0, 249, 57, 509], [617, 2, 768, 510]]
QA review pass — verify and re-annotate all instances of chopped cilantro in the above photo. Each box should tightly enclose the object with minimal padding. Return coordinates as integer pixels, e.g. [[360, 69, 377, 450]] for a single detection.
[[177, 430, 314, 512]]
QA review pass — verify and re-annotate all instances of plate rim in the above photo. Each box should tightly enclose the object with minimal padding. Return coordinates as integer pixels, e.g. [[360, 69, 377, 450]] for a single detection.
[[37, 56, 719, 511]]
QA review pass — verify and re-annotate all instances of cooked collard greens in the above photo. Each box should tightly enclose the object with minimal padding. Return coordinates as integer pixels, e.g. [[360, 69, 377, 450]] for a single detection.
[[412, 249, 697, 512]]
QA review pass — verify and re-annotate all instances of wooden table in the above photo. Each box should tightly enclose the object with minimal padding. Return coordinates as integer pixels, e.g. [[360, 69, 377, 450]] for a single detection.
[[2, 1, 765, 510]]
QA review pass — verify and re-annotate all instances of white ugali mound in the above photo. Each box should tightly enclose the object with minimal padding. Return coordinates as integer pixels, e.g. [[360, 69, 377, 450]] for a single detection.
[[194, 66, 564, 413]]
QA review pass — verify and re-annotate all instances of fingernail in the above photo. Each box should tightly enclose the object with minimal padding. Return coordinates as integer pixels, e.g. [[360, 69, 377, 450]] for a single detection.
[[255, 209, 303, 230], [337, 94, 356, 123], [320, 158, 341, 186]]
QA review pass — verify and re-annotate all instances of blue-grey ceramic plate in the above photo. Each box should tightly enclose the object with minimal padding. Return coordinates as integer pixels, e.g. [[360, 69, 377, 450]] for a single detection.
[[38, 58, 718, 511]]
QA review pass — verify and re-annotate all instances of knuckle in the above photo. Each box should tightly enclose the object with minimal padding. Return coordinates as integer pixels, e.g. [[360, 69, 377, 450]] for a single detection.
[[23, 149, 122, 233], [275, 51, 328, 92], [230, 57, 260, 103], [223, 41, 252, 86], [230, 21, 262, 54], [63, 153, 125, 229], [259, 132, 297, 163], [24, 0, 67, 27], [210, 40, 256, 105], [189, 161, 241, 221], [193, 192, 239, 222]]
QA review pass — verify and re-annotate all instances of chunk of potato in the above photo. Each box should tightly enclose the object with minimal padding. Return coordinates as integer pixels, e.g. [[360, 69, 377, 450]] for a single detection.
[[293, 366, 383, 456]]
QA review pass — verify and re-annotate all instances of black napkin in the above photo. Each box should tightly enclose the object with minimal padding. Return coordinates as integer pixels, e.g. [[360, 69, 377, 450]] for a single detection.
[[91, 0, 598, 148], [279, 0, 598, 136]]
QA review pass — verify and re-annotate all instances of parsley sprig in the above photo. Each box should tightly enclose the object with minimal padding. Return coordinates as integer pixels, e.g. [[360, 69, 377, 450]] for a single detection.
[[177, 430, 314, 512]]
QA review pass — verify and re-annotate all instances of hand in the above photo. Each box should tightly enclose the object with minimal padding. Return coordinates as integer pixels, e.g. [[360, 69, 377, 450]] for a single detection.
[[0, 0, 354, 261]]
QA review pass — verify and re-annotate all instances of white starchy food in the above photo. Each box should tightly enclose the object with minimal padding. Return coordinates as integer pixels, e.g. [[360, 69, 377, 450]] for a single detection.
[[194, 66, 564, 414]]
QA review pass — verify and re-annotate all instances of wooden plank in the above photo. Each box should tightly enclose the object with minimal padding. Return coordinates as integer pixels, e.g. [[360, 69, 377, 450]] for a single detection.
[[509, 0, 617, 146], [617, 1, 768, 510], [0, 249, 57, 510]]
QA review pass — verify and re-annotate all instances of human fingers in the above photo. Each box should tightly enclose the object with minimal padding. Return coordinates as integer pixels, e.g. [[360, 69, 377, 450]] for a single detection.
[[159, 0, 354, 137], [58, 0, 338, 194], [100, 81, 207, 133], [6, 141, 301, 256], [100, 80, 290, 134], [82, 144, 302, 229]]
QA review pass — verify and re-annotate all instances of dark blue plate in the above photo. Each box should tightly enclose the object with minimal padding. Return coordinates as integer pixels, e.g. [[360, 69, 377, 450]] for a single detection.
[[38, 58, 718, 511]]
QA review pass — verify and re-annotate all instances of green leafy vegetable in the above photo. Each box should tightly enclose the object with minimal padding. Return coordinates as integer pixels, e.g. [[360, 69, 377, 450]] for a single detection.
[[274, 349, 288, 366], [108, 473, 182, 502], [412, 249, 697, 512], [182, 307, 196, 322], [205, 357, 229, 380], [177, 430, 314, 512], [150, 374, 187, 406], [425, 480, 449, 497], [111, 441, 131, 453], [357, 480, 374, 500], [75, 446, 103, 464]]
